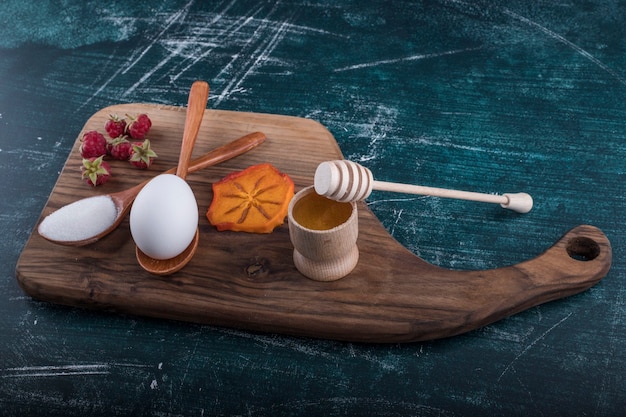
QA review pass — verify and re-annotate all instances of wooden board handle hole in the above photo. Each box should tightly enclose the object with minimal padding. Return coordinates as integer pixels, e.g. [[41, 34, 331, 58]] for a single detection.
[[566, 237, 601, 262]]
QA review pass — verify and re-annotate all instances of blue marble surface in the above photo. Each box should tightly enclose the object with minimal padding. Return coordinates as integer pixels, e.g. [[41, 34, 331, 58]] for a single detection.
[[1, 1, 625, 415]]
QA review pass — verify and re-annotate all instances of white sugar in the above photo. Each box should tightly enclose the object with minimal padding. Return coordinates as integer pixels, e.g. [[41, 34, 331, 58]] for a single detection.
[[38, 195, 118, 242]]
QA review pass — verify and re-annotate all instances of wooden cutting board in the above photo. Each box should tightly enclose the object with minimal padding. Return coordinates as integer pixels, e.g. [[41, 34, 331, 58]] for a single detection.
[[16, 103, 612, 343]]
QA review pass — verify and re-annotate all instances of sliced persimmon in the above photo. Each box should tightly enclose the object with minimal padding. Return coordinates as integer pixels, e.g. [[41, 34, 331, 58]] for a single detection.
[[207, 163, 295, 233]]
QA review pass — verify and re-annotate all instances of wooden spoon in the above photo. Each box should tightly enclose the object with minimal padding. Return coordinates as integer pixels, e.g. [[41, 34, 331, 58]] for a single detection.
[[136, 228, 200, 276], [37, 131, 266, 246], [135, 80, 208, 275]]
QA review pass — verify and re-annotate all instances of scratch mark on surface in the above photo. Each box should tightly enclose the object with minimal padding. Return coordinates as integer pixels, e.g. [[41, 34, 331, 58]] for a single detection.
[[81, 0, 195, 107], [502, 8, 626, 87], [367, 197, 422, 206], [333, 46, 483, 72], [2, 364, 110, 378], [389, 208, 404, 237], [122, 0, 197, 97], [593, 289, 625, 413], [245, 396, 455, 416], [213, 17, 293, 106], [79, 1, 340, 107], [217, 328, 335, 359], [179, 339, 199, 389], [210, 13, 268, 82], [409, 134, 547, 160], [348, 103, 398, 163], [497, 313, 572, 381], [169, 7, 264, 83], [1, 363, 151, 378], [139, 0, 250, 87]]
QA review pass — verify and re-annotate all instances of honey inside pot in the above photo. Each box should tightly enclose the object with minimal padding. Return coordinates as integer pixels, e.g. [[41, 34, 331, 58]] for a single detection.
[[291, 191, 353, 230]]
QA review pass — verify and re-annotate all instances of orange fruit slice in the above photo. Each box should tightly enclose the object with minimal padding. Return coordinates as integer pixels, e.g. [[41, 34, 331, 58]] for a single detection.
[[207, 163, 295, 233]]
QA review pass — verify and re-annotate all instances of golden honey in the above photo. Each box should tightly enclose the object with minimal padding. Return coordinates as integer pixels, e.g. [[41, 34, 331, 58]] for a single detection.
[[292, 191, 353, 230]]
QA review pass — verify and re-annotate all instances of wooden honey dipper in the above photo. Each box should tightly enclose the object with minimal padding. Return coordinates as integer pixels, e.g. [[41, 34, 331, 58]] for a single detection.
[[314, 160, 533, 213]]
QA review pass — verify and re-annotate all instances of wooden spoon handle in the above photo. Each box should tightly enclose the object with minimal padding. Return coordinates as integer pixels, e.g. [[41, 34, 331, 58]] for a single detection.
[[187, 131, 266, 174], [111, 132, 266, 220], [176, 81, 209, 179]]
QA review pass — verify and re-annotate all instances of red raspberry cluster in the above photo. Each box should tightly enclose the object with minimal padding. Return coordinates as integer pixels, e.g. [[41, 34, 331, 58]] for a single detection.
[[80, 113, 157, 186]]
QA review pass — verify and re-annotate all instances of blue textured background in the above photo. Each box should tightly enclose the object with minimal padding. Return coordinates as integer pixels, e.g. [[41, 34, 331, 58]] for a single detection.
[[1, 1, 625, 415]]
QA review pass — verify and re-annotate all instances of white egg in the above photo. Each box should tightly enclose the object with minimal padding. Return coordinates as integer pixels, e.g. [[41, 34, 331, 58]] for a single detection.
[[130, 174, 198, 260]]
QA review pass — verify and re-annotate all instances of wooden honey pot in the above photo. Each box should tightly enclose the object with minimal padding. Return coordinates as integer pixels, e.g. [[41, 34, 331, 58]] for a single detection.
[[288, 186, 359, 281]]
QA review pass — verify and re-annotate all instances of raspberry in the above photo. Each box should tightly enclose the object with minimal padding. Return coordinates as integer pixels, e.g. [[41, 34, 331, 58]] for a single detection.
[[82, 156, 111, 186], [129, 139, 158, 169], [80, 130, 107, 158], [104, 114, 127, 138], [126, 113, 152, 139], [107, 136, 133, 161]]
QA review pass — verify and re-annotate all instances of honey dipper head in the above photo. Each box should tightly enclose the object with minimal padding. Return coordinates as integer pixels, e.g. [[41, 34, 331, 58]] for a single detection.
[[314, 160, 374, 202]]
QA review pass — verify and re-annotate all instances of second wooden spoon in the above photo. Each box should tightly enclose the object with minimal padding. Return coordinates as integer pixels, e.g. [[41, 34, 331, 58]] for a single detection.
[[135, 80, 207, 275]]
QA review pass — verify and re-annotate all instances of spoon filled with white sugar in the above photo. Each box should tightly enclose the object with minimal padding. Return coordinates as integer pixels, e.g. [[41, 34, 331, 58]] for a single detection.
[[38, 195, 118, 243], [37, 131, 266, 246]]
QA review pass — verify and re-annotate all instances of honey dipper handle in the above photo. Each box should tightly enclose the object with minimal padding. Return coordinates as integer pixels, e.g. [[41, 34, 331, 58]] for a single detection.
[[372, 179, 508, 204], [372, 181, 533, 213]]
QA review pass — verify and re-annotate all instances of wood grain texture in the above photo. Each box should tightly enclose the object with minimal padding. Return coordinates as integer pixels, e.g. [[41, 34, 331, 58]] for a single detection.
[[16, 104, 612, 342]]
